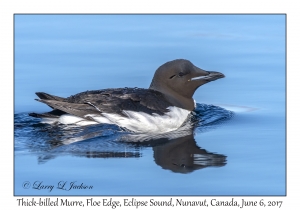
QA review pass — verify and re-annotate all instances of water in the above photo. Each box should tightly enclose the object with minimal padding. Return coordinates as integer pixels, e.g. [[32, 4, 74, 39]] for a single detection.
[[14, 14, 285, 195]]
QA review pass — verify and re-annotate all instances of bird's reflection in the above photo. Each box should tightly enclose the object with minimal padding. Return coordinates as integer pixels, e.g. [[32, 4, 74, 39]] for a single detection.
[[21, 119, 226, 174], [15, 104, 232, 173], [152, 134, 226, 173]]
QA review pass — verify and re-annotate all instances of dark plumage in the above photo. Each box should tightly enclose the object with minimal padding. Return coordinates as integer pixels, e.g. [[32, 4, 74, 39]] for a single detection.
[[30, 88, 172, 119]]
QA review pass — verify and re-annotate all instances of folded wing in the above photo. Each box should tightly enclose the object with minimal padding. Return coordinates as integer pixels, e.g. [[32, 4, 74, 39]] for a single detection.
[[29, 88, 172, 122]]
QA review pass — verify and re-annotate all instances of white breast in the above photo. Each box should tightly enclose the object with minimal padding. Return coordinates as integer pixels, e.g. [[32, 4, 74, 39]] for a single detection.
[[42, 106, 191, 134]]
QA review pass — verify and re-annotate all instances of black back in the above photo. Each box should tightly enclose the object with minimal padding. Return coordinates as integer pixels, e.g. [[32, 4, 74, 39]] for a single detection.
[[66, 88, 172, 116], [31, 88, 174, 119]]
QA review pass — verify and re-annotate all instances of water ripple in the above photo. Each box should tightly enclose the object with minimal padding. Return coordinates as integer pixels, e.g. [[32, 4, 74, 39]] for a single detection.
[[14, 103, 233, 166]]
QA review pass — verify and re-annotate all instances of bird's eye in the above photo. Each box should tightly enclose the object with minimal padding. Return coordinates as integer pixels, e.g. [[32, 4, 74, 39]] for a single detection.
[[178, 72, 185, 77]]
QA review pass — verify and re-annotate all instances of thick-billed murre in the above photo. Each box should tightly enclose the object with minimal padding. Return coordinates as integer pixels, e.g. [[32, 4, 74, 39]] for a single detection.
[[29, 59, 224, 133]]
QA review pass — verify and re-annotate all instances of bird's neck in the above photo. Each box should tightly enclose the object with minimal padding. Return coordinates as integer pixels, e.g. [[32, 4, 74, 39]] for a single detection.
[[150, 86, 195, 111]]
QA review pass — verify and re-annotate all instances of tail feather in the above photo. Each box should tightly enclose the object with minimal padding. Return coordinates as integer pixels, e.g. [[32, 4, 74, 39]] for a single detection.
[[36, 92, 66, 101], [31, 93, 102, 122], [35, 99, 100, 119]]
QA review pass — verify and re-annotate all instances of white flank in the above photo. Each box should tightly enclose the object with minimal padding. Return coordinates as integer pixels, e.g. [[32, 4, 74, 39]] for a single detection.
[[111, 106, 190, 133], [41, 114, 97, 126], [43, 106, 190, 134]]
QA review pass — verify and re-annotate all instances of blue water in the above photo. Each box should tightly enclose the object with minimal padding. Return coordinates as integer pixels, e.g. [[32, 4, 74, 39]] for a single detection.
[[14, 14, 285, 195]]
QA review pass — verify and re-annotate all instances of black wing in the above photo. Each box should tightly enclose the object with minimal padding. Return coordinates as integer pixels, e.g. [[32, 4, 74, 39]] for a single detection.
[[30, 88, 172, 120]]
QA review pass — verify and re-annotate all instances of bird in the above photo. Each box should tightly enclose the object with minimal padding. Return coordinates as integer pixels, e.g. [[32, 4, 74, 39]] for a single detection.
[[29, 59, 225, 133]]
